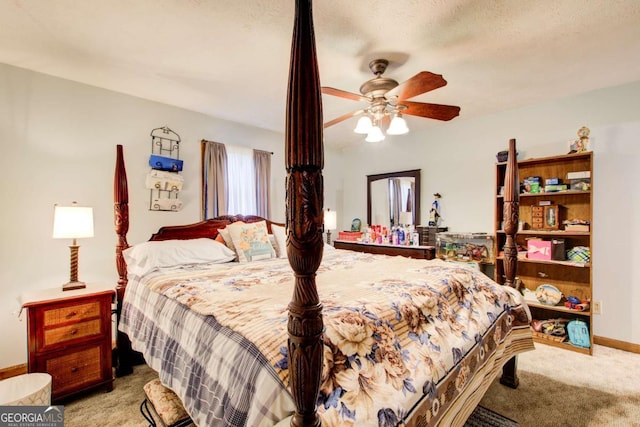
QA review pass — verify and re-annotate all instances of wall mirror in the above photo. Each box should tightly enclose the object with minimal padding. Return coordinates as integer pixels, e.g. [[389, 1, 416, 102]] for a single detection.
[[367, 169, 420, 228]]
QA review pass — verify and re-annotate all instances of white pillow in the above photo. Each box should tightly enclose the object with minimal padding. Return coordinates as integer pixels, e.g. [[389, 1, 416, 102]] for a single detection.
[[123, 238, 236, 277], [227, 220, 276, 263], [271, 224, 287, 259]]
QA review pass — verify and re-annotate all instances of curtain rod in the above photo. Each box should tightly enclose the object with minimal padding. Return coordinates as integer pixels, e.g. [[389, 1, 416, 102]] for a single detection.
[[201, 139, 273, 155]]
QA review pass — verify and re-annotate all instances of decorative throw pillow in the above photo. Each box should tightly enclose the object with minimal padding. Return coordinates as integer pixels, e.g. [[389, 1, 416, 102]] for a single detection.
[[268, 235, 279, 257], [227, 220, 276, 262], [271, 224, 288, 259], [218, 222, 244, 257], [215, 233, 226, 246]]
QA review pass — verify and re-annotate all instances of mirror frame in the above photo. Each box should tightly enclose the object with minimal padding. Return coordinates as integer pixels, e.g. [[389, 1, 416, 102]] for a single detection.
[[367, 169, 421, 227]]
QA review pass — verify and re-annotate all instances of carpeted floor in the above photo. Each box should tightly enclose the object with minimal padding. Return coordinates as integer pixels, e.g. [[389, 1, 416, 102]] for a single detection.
[[63, 343, 640, 426]]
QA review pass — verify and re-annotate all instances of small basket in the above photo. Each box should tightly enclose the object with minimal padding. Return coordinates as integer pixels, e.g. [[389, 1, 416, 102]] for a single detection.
[[532, 330, 566, 343]]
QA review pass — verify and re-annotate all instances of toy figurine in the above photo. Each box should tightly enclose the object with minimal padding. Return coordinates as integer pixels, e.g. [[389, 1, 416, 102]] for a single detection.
[[428, 193, 441, 226], [569, 126, 590, 153]]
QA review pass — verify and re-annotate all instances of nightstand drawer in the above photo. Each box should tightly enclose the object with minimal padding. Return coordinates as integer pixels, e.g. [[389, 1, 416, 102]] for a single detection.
[[46, 345, 103, 397], [43, 301, 101, 326], [43, 318, 102, 349], [22, 286, 115, 401]]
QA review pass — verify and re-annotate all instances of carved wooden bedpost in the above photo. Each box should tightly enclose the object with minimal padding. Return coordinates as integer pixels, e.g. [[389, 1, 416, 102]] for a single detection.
[[502, 138, 519, 288], [285, 0, 324, 426], [114, 144, 134, 376], [114, 145, 130, 292], [500, 139, 521, 388]]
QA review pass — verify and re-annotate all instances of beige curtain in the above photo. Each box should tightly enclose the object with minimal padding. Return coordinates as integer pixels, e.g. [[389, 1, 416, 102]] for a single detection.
[[201, 140, 228, 219], [253, 149, 271, 219]]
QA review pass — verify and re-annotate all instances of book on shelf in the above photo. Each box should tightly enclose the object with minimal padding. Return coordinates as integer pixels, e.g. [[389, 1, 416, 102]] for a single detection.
[[566, 170, 591, 180], [564, 224, 590, 232]]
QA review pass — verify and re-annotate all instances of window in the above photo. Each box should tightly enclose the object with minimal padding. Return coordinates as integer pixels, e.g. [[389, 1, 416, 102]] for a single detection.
[[201, 140, 271, 219], [226, 145, 256, 215]]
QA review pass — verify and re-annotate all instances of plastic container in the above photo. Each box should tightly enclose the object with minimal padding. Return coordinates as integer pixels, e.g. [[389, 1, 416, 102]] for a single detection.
[[436, 232, 495, 262], [0, 373, 51, 405]]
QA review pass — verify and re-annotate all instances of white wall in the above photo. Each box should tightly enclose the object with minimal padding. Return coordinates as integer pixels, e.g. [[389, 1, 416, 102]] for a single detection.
[[0, 63, 292, 368], [3, 61, 636, 369], [337, 80, 640, 345]]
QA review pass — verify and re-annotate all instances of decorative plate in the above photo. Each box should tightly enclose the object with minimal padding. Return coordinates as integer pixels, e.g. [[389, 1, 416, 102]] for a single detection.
[[535, 284, 562, 306]]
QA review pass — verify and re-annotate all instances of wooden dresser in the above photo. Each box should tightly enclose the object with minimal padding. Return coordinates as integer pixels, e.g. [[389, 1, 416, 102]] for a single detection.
[[415, 226, 448, 246], [21, 284, 115, 402], [334, 240, 435, 260]]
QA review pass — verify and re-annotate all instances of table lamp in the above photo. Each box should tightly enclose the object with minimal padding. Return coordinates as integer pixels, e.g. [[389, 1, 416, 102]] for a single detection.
[[399, 211, 413, 226], [324, 209, 337, 244], [53, 202, 94, 291]]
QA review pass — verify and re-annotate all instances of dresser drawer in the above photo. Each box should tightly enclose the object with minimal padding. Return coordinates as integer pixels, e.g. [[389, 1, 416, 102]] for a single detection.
[[45, 345, 103, 397], [43, 301, 101, 326], [43, 318, 102, 349]]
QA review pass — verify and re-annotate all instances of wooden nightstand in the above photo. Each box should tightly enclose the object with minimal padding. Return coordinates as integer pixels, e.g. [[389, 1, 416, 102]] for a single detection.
[[21, 284, 115, 402]]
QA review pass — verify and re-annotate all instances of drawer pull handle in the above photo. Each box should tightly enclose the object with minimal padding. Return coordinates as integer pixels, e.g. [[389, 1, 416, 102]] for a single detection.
[[71, 367, 78, 373], [70, 329, 78, 335], [66, 311, 78, 318]]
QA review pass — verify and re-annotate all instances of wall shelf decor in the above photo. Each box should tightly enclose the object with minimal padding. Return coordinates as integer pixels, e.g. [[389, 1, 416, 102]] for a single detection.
[[147, 126, 183, 211]]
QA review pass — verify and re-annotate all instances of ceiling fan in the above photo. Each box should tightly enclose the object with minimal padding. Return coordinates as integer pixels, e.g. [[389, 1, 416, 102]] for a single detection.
[[322, 59, 460, 141]]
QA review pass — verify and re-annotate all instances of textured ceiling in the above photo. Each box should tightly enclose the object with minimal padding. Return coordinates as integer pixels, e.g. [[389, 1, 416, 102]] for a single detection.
[[2, 0, 640, 148]]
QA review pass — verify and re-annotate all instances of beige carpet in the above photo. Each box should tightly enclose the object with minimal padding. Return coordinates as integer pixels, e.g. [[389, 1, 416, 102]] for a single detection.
[[63, 343, 640, 426], [480, 344, 640, 427]]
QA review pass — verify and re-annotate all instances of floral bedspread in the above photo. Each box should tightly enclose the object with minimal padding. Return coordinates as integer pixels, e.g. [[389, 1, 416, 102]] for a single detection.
[[142, 248, 532, 426]]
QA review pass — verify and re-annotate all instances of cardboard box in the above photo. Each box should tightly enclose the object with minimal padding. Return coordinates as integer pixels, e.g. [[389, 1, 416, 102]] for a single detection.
[[567, 171, 591, 180], [545, 178, 562, 185], [564, 224, 590, 232], [544, 184, 568, 192], [527, 239, 565, 260], [523, 176, 541, 193], [528, 239, 551, 260]]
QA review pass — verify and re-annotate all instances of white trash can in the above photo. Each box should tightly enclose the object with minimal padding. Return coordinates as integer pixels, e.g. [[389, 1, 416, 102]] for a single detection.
[[0, 373, 52, 405]]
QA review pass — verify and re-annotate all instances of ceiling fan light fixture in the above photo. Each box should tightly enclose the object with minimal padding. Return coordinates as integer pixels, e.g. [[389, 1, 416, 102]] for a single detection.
[[353, 116, 373, 134], [365, 125, 385, 143], [387, 113, 409, 135]]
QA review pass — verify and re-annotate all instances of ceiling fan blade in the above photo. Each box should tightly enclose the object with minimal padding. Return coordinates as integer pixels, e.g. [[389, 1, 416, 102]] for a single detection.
[[322, 87, 368, 102], [402, 101, 461, 121], [388, 72, 448, 102], [324, 110, 364, 128]]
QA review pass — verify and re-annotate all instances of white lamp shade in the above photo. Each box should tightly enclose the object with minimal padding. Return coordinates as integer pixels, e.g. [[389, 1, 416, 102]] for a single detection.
[[387, 115, 409, 135], [324, 210, 337, 230], [353, 116, 373, 134], [365, 125, 385, 142], [53, 205, 94, 239], [399, 211, 413, 225]]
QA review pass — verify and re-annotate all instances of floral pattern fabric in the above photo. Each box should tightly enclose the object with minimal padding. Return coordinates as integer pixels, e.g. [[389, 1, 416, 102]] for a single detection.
[[144, 378, 191, 426], [143, 249, 532, 426]]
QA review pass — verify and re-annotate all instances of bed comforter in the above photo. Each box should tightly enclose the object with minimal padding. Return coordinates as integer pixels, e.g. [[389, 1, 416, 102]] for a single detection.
[[120, 248, 532, 427]]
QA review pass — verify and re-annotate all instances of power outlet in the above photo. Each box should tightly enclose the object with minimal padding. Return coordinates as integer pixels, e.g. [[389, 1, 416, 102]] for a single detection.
[[592, 300, 602, 315]]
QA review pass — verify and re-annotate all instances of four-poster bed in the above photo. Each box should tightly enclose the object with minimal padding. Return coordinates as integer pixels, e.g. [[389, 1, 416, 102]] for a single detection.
[[113, 1, 531, 426]]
